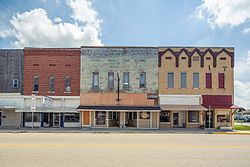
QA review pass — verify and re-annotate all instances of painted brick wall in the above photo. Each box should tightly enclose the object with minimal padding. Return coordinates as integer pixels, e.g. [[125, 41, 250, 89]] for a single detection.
[[23, 48, 80, 96], [0, 49, 23, 93]]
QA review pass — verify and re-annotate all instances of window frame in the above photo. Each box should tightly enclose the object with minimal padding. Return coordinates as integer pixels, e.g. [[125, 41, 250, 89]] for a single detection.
[[13, 79, 19, 88], [167, 72, 174, 88], [193, 73, 199, 89], [180, 72, 187, 88], [92, 72, 99, 88], [218, 73, 225, 89], [139, 72, 146, 88], [48, 75, 55, 92], [188, 111, 199, 123], [107, 72, 114, 90], [123, 72, 130, 90], [160, 111, 170, 122], [33, 76, 39, 92], [205, 73, 212, 88], [64, 76, 71, 92]]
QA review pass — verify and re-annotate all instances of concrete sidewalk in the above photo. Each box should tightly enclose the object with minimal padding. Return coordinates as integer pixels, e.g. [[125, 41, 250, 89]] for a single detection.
[[1, 127, 246, 134]]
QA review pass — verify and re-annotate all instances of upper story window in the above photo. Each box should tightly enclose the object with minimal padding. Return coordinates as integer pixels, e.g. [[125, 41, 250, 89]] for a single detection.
[[167, 72, 174, 88], [33, 76, 39, 92], [205, 73, 212, 88], [139, 72, 146, 88], [48, 76, 55, 92], [107, 72, 114, 89], [13, 79, 18, 88], [193, 73, 199, 88], [218, 73, 225, 88], [181, 72, 187, 88], [65, 76, 71, 92], [92, 72, 99, 88], [123, 72, 129, 90]]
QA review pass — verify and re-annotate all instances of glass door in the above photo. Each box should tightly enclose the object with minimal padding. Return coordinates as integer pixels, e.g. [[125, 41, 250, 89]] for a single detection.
[[53, 113, 60, 127], [173, 113, 179, 127]]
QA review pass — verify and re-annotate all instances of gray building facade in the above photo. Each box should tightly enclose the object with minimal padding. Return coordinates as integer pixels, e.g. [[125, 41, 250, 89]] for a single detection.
[[0, 49, 23, 93]]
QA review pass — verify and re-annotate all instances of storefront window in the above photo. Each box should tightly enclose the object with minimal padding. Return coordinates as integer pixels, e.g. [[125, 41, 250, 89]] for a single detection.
[[160, 111, 170, 122], [24, 113, 40, 122], [217, 115, 230, 122], [133, 112, 137, 119], [139, 112, 150, 119], [64, 113, 79, 122], [95, 111, 106, 125], [188, 111, 199, 123]]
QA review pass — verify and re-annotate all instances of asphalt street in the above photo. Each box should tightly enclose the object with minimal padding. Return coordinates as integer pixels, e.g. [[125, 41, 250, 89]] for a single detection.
[[0, 133, 249, 167]]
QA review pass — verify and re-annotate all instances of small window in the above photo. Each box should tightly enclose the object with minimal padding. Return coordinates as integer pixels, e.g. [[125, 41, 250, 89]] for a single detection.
[[165, 57, 172, 60], [181, 72, 187, 88], [217, 115, 230, 122], [13, 79, 18, 88], [193, 56, 200, 61], [65, 76, 71, 92], [181, 57, 186, 60], [123, 72, 129, 90], [167, 72, 174, 88], [139, 112, 150, 119], [48, 75, 55, 92], [188, 111, 199, 123], [33, 76, 39, 92], [108, 72, 114, 89], [220, 57, 226, 60], [92, 72, 99, 88], [193, 73, 199, 88], [206, 57, 211, 60], [160, 111, 170, 122], [139, 72, 146, 88]]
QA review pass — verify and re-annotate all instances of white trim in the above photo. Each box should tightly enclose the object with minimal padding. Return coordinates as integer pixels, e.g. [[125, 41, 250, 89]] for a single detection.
[[76, 109, 160, 112], [159, 94, 201, 98]]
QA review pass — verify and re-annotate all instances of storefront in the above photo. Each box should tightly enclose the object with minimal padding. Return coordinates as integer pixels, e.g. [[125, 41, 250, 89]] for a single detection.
[[77, 105, 161, 129], [16, 108, 80, 128]]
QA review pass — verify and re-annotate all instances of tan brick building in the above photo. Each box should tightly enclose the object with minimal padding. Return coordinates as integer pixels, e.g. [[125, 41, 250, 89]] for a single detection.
[[158, 47, 234, 129]]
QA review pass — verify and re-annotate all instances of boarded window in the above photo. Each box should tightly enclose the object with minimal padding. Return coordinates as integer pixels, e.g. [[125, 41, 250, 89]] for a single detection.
[[167, 72, 174, 88], [65, 76, 71, 92], [218, 73, 225, 88], [33, 76, 39, 92], [205, 73, 212, 88], [48, 76, 55, 92], [193, 56, 200, 61], [193, 73, 199, 88], [108, 72, 114, 89], [123, 72, 129, 90], [139, 72, 146, 88], [181, 72, 187, 88]]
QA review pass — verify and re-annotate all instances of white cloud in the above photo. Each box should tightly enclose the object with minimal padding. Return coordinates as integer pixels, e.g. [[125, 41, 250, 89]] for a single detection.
[[243, 27, 250, 34], [194, 0, 250, 29], [0, 0, 102, 48], [234, 51, 250, 109]]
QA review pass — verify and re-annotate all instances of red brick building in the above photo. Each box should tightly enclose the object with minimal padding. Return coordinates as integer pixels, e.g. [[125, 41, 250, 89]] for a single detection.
[[21, 48, 81, 128], [23, 48, 80, 96]]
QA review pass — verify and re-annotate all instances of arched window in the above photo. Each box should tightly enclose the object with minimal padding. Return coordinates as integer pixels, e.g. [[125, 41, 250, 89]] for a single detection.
[[48, 76, 55, 92], [65, 76, 71, 92], [33, 76, 39, 92]]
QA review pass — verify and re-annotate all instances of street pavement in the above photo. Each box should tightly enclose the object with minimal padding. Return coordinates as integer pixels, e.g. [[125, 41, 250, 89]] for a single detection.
[[0, 133, 250, 167]]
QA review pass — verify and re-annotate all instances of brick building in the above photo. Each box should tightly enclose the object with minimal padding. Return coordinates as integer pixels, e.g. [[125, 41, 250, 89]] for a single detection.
[[18, 48, 81, 128], [78, 47, 160, 128], [158, 47, 234, 129]]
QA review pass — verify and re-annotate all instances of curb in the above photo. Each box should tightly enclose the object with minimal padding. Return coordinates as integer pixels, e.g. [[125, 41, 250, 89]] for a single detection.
[[213, 131, 250, 135]]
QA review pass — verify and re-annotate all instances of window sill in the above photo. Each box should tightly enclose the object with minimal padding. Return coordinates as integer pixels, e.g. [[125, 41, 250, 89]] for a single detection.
[[48, 91, 55, 94], [64, 92, 72, 94], [32, 91, 39, 94], [218, 88, 225, 89], [192, 88, 200, 89], [160, 122, 171, 124]]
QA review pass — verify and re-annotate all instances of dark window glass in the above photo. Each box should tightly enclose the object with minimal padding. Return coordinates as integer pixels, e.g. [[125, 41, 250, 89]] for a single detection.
[[160, 111, 170, 122], [13, 79, 18, 88], [218, 73, 225, 88], [205, 73, 212, 88], [181, 72, 187, 88], [64, 113, 79, 123], [193, 73, 199, 88], [49, 76, 55, 91], [139, 72, 146, 88], [188, 111, 199, 123], [33, 76, 39, 92]]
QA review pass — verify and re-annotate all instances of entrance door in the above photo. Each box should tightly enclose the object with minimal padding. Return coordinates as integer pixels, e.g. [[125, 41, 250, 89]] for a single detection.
[[206, 110, 214, 128], [0, 112, 2, 126], [173, 113, 179, 127], [53, 113, 60, 127], [83, 111, 90, 125]]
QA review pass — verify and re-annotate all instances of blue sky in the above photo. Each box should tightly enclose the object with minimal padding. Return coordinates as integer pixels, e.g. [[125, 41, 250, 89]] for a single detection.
[[0, 0, 250, 108]]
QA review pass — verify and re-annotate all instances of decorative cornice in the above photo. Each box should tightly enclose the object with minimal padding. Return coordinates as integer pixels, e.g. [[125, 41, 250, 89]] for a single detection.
[[158, 48, 234, 68]]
